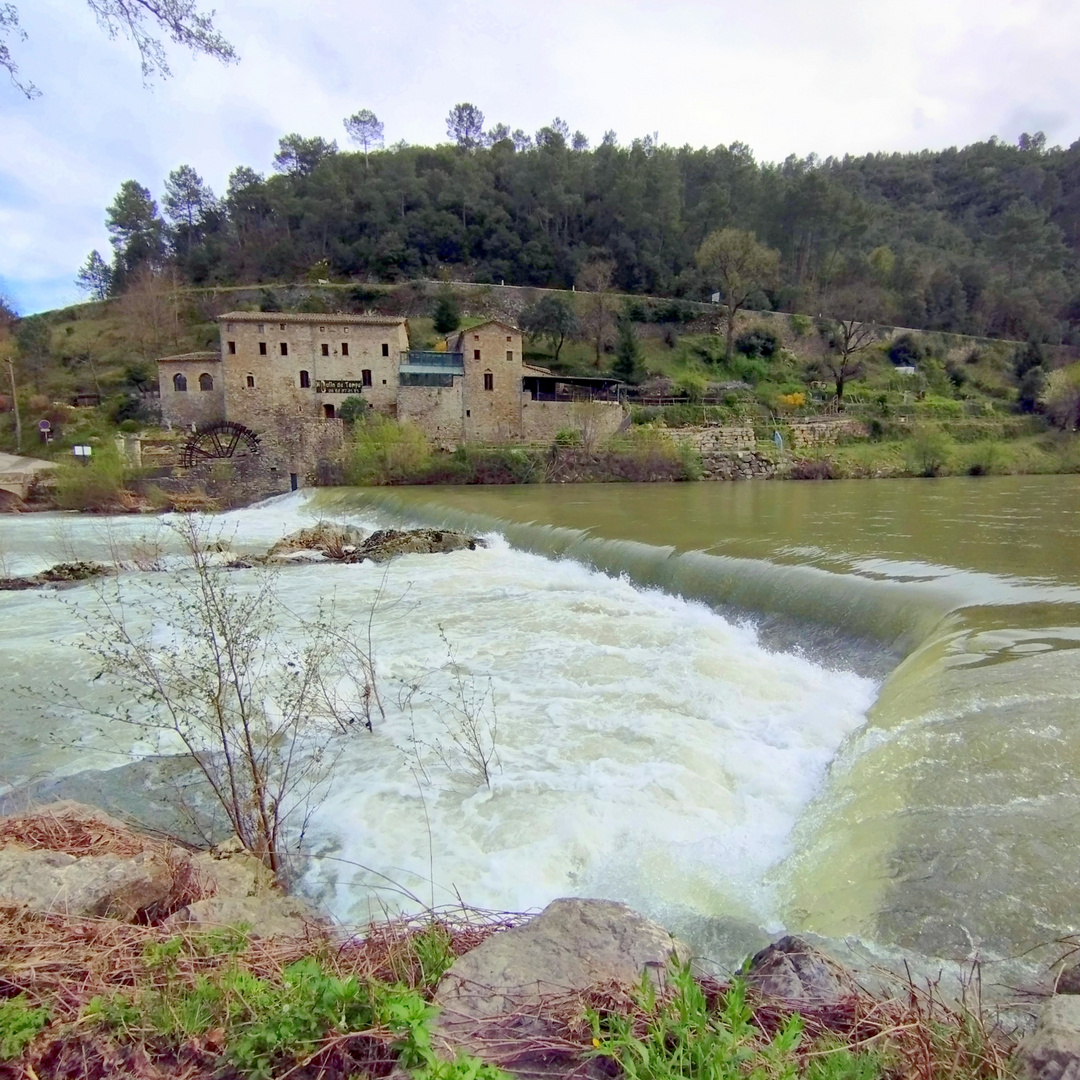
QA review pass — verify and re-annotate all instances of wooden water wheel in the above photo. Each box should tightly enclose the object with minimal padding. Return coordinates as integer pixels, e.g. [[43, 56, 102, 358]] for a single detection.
[[180, 421, 260, 468]]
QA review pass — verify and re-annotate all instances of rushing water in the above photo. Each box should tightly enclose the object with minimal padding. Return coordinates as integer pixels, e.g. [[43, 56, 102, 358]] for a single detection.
[[1, 476, 1079, 973]]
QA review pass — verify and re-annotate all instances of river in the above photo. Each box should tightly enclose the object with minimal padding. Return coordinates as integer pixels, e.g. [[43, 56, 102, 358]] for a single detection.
[[1, 475, 1078, 975]]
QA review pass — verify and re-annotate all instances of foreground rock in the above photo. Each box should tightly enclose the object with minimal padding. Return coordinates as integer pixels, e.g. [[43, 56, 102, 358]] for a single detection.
[[0, 560, 113, 591], [1018, 994, 1080, 1080], [0, 802, 321, 937], [268, 523, 484, 564], [432, 897, 688, 1079], [743, 935, 846, 1005]]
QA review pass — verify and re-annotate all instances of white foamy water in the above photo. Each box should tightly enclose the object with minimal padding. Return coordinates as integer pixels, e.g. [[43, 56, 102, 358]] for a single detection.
[[0, 495, 876, 938]]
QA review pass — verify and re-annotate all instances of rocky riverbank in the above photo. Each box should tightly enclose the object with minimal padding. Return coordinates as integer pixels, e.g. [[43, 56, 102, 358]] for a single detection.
[[0, 799, 1072, 1080]]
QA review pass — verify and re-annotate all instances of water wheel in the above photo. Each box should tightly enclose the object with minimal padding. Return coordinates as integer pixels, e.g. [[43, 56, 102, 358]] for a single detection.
[[180, 421, 260, 468]]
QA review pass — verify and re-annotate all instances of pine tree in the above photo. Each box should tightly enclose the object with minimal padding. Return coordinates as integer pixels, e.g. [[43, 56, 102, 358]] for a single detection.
[[612, 320, 642, 384]]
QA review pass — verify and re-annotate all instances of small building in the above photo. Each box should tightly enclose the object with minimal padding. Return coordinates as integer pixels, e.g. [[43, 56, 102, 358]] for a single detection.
[[157, 312, 625, 472]]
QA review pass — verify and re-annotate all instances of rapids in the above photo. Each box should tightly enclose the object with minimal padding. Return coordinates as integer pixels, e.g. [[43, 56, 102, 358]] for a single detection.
[[1, 475, 1079, 974]]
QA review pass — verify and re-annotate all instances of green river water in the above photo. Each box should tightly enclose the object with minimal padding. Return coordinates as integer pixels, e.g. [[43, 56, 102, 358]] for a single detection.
[[317, 475, 1080, 964]]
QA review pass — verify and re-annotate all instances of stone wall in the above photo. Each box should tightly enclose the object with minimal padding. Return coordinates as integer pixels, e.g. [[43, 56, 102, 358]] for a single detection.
[[665, 425, 779, 480], [520, 398, 625, 445], [398, 383, 464, 450], [158, 354, 225, 429], [785, 418, 868, 449], [667, 425, 755, 455]]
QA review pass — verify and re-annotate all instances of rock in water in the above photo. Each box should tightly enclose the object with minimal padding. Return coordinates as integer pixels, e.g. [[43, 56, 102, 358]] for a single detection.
[[352, 528, 483, 563], [744, 935, 845, 1005], [0, 561, 112, 591], [432, 897, 688, 1079], [1018, 995, 1080, 1080], [267, 522, 367, 557]]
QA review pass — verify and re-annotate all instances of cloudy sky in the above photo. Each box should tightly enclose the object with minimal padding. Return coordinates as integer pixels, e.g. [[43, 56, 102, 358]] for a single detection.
[[2, 0, 1077, 314]]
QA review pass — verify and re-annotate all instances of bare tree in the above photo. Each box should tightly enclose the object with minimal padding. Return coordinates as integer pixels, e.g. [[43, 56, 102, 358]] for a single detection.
[[813, 284, 886, 405], [3, 0, 236, 98], [695, 228, 780, 358], [69, 517, 376, 876], [118, 263, 181, 358], [576, 259, 615, 368]]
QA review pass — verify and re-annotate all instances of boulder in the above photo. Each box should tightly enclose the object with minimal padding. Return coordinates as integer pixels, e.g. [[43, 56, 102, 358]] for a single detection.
[[348, 528, 483, 564], [267, 522, 367, 558], [192, 838, 276, 899], [1018, 994, 1080, 1080], [0, 847, 174, 920], [165, 894, 322, 939], [432, 897, 688, 1079], [1057, 964, 1080, 995], [0, 561, 113, 591], [743, 935, 845, 1005]]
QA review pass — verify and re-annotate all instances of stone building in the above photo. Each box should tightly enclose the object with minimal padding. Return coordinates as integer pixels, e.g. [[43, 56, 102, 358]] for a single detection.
[[158, 312, 624, 473]]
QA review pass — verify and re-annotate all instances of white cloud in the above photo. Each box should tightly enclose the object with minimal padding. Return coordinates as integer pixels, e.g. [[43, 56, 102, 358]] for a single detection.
[[2, 0, 1079, 312]]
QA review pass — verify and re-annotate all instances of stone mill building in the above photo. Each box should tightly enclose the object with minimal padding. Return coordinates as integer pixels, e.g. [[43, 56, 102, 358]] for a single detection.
[[157, 312, 624, 480]]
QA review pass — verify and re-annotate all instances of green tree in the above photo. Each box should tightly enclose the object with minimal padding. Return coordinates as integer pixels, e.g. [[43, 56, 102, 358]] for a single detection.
[[343, 108, 384, 161], [612, 319, 642, 383], [106, 180, 165, 282], [163, 164, 217, 254], [696, 228, 780, 359], [1013, 341, 1047, 413], [273, 134, 338, 176], [75, 250, 112, 300], [446, 102, 485, 149], [432, 291, 461, 334], [2, 0, 236, 98], [520, 295, 578, 363], [1040, 364, 1080, 429]]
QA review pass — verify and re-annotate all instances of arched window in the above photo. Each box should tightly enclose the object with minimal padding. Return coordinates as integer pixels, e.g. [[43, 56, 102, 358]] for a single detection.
[[299, 370, 310, 388], [246, 374, 256, 388], [173, 373, 187, 392], [199, 373, 214, 391]]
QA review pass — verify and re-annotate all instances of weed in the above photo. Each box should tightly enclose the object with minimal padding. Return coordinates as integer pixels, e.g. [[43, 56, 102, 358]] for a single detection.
[[0, 995, 49, 1061]]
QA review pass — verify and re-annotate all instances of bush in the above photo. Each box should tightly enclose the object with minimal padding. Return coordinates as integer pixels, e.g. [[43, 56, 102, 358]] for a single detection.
[[962, 440, 1006, 476], [340, 417, 432, 485], [52, 445, 133, 511], [338, 396, 369, 425], [906, 424, 953, 477], [735, 325, 780, 359], [790, 313, 813, 337]]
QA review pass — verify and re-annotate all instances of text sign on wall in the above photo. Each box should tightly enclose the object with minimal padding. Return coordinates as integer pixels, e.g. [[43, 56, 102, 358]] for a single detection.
[[315, 380, 365, 394]]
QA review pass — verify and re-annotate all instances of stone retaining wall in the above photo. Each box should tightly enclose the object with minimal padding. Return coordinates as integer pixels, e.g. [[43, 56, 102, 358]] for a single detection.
[[786, 418, 869, 448]]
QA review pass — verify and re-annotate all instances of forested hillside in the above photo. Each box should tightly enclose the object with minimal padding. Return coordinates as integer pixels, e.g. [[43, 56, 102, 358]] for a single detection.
[[80, 113, 1080, 346]]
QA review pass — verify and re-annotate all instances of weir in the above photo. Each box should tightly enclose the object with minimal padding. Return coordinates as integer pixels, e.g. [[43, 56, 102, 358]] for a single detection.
[[3, 476, 1080, 977]]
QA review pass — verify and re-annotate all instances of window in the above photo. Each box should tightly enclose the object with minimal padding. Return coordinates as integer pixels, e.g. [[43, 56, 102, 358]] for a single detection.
[[400, 371, 454, 387], [172, 373, 187, 392], [199, 373, 214, 391], [473, 334, 480, 340], [324, 403, 335, 419], [259, 342, 267, 355], [506, 335, 512, 342], [227, 340, 236, 354], [506, 351, 513, 362], [226, 322, 234, 331], [280, 342, 288, 356], [279, 323, 286, 330], [299, 370, 310, 388], [473, 349, 480, 360], [381, 343, 389, 356], [246, 374, 255, 388], [483, 372, 494, 391], [321, 343, 329, 356], [318, 325, 325, 332], [466, 409, 471, 417], [257, 323, 264, 333], [362, 369, 372, 387], [341, 342, 349, 356]]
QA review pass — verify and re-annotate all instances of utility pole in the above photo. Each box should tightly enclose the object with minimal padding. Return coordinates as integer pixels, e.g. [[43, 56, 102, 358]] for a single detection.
[[5, 358, 21, 453]]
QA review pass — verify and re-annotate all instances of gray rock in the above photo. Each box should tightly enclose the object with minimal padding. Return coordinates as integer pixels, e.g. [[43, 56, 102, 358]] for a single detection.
[[0, 847, 173, 920], [1018, 995, 1080, 1080], [346, 528, 483, 564], [744, 935, 845, 1005], [432, 897, 688, 1079], [165, 894, 322, 939], [1057, 965, 1080, 995], [267, 522, 367, 557]]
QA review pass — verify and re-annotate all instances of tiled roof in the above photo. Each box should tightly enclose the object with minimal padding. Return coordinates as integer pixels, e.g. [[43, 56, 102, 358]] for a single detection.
[[522, 363, 553, 375], [156, 351, 221, 363], [449, 318, 521, 337], [219, 311, 407, 326]]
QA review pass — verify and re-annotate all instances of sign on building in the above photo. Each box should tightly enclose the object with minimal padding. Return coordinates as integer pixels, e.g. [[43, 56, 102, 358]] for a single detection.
[[315, 380, 366, 394]]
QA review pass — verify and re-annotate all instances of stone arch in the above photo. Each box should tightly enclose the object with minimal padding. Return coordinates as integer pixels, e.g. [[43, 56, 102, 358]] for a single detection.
[[198, 372, 214, 391], [173, 372, 187, 392]]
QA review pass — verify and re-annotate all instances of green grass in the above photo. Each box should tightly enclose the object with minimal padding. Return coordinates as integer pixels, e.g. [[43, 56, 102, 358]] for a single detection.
[[589, 966, 885, 1080], [0, 995, 49, 1061]]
